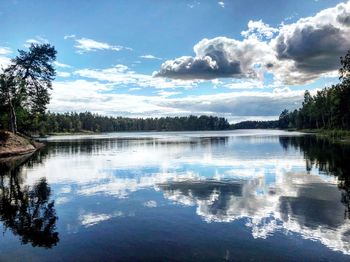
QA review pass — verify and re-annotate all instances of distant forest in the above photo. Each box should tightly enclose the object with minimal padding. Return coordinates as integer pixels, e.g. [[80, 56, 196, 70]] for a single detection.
[[230, 120, 278, 129], [23, 113, 231, 134]]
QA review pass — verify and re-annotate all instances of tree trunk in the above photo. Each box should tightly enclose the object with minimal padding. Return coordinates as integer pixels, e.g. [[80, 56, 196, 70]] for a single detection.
[[4, 78, 17, 134], [8, 99, 17, 134], [322, 114, 325, 128]]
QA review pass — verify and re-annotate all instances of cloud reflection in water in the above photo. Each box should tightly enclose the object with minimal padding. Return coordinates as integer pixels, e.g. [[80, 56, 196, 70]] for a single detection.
[[24, 132, 350, 255]]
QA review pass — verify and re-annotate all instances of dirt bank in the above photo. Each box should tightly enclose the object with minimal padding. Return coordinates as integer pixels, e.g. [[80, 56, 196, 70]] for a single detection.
[[0, 131, 44, 158]]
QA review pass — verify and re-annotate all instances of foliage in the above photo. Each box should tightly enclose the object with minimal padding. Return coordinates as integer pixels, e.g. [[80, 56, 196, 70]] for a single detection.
[[0, 44, 56, 133]]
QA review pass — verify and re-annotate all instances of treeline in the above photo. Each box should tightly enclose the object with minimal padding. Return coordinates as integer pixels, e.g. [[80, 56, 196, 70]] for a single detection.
[[26, 112, 230, 134], [231, 120, 279, 129], [278, 51, 350, 130]]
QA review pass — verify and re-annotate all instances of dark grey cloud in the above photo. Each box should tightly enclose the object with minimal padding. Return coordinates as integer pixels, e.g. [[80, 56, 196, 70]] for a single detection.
[[155, 55, 242, 80], [274, 24, 348, 74]]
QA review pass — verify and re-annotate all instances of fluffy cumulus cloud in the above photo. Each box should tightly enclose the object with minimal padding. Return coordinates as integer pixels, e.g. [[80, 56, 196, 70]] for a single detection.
[[271, 1, 350, 84], [155, 36, 273, 80], [241, 20, 278, 40], [156, 1, 350, 85]]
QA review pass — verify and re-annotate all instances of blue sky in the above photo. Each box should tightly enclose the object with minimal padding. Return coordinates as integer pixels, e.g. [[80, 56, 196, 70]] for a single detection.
[[0, 0, 349, 122]]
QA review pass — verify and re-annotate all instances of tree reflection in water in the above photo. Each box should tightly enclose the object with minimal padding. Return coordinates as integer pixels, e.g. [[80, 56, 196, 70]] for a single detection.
[[279, 135, 350, 219], [0, 153, 59, 248]]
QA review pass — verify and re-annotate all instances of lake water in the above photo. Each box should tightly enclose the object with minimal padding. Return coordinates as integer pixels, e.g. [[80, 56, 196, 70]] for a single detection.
[[0, 130, 350, 261]]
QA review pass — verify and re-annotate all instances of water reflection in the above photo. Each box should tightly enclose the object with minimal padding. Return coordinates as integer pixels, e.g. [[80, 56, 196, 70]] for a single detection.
[[0, 131, 349, 260], [156, 135, 350, 255], [280, 136, 350, 219], [0, 155, 59, 248]]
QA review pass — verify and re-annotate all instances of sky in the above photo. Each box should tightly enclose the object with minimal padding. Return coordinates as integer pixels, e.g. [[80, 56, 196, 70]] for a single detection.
[[0, 0, 349, 123]]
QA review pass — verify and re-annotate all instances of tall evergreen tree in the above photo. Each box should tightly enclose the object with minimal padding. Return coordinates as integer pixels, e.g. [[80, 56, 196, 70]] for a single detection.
[[0, 44, 56, 133]]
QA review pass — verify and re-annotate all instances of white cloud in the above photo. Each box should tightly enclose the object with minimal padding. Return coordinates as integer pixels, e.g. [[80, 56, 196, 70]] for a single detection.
[[73, 37, 132, 53], [218, 1, 225, 8], [143, 200, 157, 208], [74, 65, 197, 89], [241, 20, 278, 40], [57, 71, 71, 78], [48, 78, 304, 120], [24, 36, 48, 47], [54, 61, 72, 68], [0, 56, 11, 69], [0, 47, 12, 70], [64, 34, 76, 40], [140, 54, 162, 60], [0, 47, 12, 55], [49, 79, 168, 116]]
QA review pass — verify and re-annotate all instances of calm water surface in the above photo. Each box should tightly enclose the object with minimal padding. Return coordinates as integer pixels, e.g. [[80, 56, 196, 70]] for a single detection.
[[0, 130, 350, 261]]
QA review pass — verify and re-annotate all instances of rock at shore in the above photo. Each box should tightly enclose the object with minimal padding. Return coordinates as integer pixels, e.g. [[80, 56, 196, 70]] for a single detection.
[[0, 131, 44, 158]]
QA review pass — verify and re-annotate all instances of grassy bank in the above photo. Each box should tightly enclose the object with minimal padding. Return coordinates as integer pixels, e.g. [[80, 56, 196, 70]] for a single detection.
[[298, 129, 350, 143]]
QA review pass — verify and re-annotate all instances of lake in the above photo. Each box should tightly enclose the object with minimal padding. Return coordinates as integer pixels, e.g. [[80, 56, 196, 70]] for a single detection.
[[0, 130, 350, 261]]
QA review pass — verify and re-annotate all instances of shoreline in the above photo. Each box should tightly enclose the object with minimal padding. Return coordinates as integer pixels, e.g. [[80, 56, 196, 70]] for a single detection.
[[1, 128, 349, 158], [290, 129, 350, 143], [0, 131, 44, 158]]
